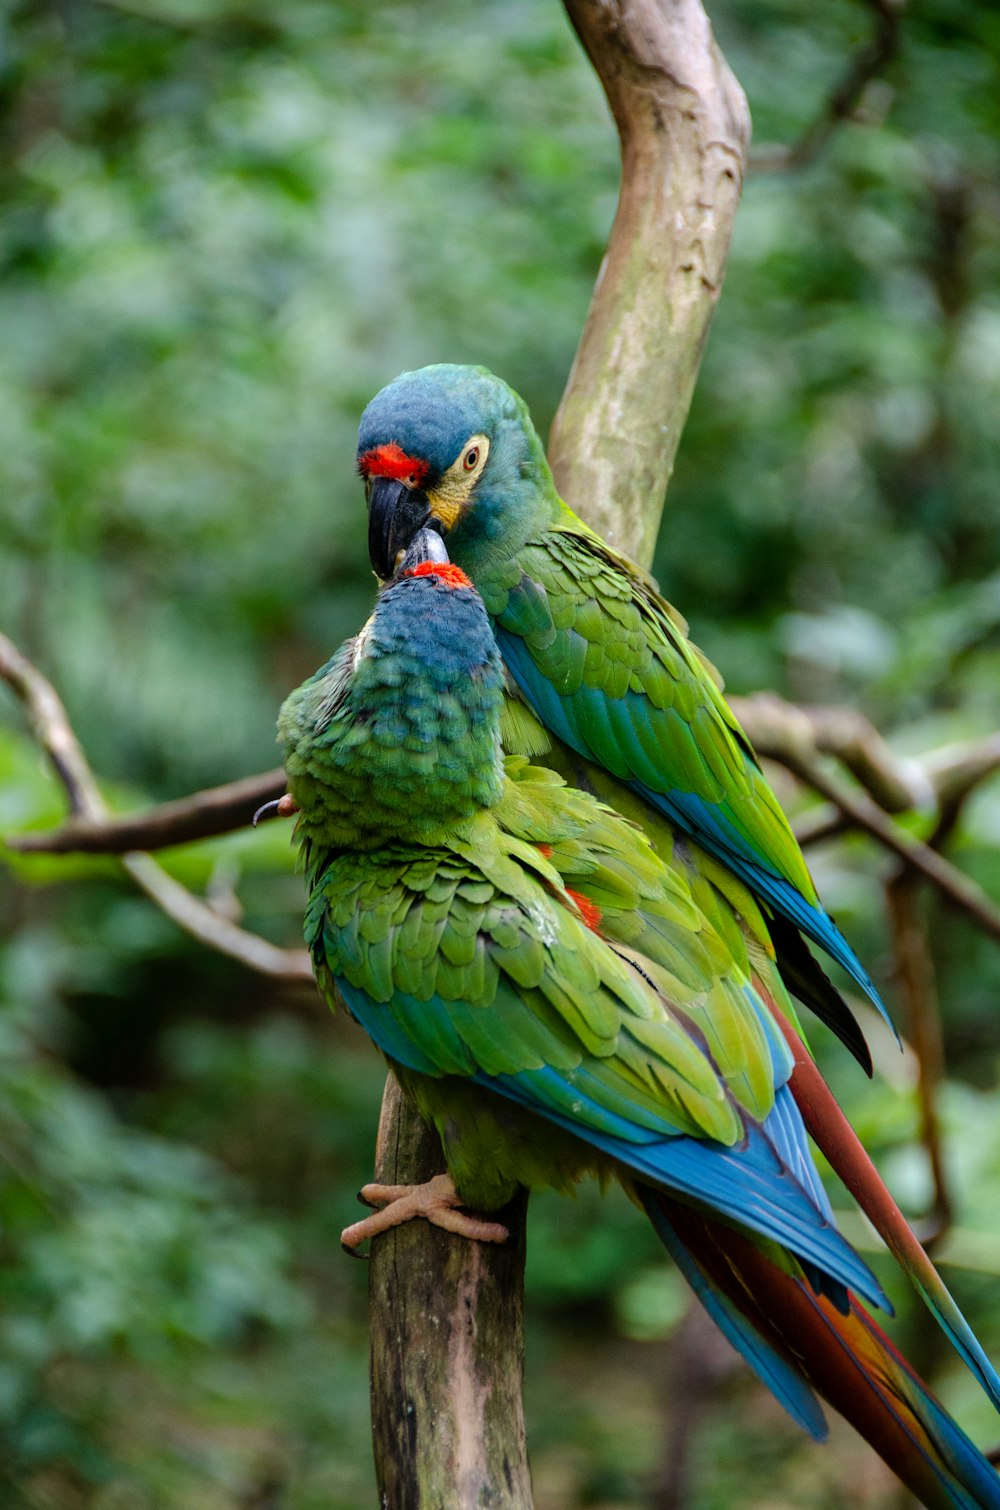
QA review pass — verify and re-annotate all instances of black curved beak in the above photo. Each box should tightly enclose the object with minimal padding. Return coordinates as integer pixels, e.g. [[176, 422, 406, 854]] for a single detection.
[[367, 476, 432, 580]]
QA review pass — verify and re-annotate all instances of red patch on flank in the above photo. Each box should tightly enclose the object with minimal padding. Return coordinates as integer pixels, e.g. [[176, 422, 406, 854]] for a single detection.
[[566, 888, 603, 933], [535, 843, 553, 860], [403, 561, 472, 589], [358, 443, 429, 485]]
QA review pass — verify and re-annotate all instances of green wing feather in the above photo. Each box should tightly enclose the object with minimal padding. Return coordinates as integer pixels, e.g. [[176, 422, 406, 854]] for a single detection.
[[480, 527, 818, 904], [310, 757, 798, 1163]]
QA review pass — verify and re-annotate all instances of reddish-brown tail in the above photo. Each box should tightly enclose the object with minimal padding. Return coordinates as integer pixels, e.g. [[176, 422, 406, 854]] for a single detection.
[[647, 1194, 1000, 1510]]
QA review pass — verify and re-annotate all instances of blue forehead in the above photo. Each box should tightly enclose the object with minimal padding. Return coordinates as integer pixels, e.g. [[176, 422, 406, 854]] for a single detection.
[[357, 364, 518, 475]]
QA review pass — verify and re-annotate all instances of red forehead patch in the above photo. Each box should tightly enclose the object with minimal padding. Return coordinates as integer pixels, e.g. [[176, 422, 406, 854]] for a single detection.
[[358, 443, 429, 485], [402, 562, 472, 590]]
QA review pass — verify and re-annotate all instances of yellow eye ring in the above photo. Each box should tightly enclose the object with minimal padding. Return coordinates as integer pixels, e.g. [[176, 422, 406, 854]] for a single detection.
[[462, 446, 480, 472]]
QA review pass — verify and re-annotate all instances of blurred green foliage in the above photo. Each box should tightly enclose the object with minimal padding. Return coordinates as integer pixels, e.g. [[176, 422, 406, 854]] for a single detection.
[[1, 0, 999, 1505]]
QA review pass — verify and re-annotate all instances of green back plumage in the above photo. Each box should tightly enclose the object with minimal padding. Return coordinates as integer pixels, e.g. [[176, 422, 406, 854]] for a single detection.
[[478, 526, 819, 903]]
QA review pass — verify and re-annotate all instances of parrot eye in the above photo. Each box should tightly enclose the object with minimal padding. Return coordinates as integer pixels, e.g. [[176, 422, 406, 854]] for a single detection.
[[428, 434, 489, 526]]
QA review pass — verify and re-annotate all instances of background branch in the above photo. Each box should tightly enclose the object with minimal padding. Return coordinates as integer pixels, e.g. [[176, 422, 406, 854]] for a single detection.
[[751, 0, 904, 173], [886, 870, 953, 1245], [6, 768, 287, 856], [0, 633, 310, 984]]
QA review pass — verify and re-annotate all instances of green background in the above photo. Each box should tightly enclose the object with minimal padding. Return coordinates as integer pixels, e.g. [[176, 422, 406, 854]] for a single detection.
[[1, 1, 1000, 1505]]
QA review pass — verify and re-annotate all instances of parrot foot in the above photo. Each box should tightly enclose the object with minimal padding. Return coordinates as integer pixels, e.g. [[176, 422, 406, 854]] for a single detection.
[[340, 1174, 510, 1257]]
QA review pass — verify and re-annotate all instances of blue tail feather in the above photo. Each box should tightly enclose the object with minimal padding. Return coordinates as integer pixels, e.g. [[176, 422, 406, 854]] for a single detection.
[[643, 1193, 829, 1440]]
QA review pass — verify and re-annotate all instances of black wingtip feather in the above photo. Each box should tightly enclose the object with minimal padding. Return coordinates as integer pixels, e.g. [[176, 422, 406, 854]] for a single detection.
[[769, 914, 874, 1077]]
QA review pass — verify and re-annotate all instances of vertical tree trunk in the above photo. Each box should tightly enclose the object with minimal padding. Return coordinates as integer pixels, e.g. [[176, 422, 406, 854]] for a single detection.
[[368, 4, 750, 1504], [370, 1079, 531, 1507]]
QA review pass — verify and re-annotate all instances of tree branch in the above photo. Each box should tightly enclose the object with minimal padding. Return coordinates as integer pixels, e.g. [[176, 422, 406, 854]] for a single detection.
[[0, 633, 310, 984], [368, 1078, 531, 1508], [885, 870, 954, 1246], [7, 768, 287, 856], [729, 691, 931, 813], [781, 752, 1000, 946], [549, 0, 750, 560], [370, 2, 750, 1504], [926, 733, 1000, 851]]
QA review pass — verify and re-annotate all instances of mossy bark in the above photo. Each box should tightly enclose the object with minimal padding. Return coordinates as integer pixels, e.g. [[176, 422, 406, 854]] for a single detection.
[[370, 1077, 531, 1508]]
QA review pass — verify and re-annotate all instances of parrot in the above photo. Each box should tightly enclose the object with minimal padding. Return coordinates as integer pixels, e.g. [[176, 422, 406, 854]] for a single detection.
[[278, 532, 1000, 1510], [358, 363, 890, 1074]]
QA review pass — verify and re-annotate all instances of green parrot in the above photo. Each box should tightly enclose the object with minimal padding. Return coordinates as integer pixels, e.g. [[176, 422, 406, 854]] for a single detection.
[[277, 534, 1000, 1510], [359, 364, 887, 1071]]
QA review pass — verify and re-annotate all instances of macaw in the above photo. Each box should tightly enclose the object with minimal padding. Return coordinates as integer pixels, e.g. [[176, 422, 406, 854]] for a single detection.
[[358, 364, 887, 1072], [278, 535, 1000, 1510]]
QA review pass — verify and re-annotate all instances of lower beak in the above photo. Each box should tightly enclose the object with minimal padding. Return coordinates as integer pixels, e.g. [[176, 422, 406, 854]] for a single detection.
[[397, 526, 451, 576], [367, 477, 432, 580]]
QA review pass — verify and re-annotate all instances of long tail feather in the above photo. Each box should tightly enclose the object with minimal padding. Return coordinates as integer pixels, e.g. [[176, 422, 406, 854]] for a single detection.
[[649, 1196, 1000, 1510], [769, 997, 1000, 1413]]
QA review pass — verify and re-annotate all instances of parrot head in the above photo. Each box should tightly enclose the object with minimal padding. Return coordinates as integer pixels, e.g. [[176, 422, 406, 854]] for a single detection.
[[358, 364, 556, 579]]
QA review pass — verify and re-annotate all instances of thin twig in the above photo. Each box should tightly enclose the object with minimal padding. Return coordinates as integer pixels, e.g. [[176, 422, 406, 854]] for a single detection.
[[0, 633, 311, 983], [793, 804, 849, 848], [731, 691, 931, 812], [121, 855, 312, 981], [885, 869, 954, 1246], [0, 635, 104, 818], [926, 733, 1000, 851], [751, 0, 904, 173]]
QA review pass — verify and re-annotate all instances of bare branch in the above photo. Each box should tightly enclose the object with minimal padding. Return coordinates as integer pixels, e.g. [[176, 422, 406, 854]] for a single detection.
[[786, 755, 1000, 946], [926, 733, 1000, 851], [0, 634, 104, 819], [751, 0, 904, 173], [793, 804, 849, 848], [121, 854, 312, 982], [0, 632, 310, 984], [730, 691, 931, 813], [7, 768, 287, 856]]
